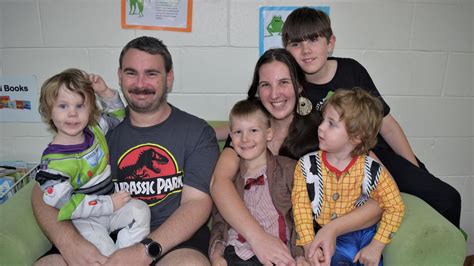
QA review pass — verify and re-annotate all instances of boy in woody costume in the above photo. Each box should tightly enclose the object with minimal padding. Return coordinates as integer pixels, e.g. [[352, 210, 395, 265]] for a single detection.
[[292, 88, 405, 265]]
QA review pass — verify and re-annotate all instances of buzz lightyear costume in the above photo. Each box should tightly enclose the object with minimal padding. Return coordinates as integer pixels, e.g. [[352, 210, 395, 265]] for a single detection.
[[35, 92, 150, 256]]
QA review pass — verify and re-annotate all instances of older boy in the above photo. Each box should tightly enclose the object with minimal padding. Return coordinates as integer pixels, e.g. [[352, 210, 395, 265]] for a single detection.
[[292, 88, 405, 265], [282, 7, 460, 230]]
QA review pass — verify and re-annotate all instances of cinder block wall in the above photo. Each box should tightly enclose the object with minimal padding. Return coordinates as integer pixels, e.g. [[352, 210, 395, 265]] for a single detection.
[[0, 0, 472, 255]]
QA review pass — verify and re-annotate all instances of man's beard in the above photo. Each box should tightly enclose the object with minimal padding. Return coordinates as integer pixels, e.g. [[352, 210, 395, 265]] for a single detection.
[[125, 86, 168, 113]]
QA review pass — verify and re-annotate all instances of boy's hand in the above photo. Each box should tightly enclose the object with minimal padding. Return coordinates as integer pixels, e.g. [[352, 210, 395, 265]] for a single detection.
[[303, 225, 338, 266], [303, 243, 326, 266], [210, 242, 227, 266], [111, 190, 131, 211], [211, 254, 227, 266], [249, 231, 295, 266], [353, 239, 385, 266], [89, 73, 115, 99], [296, 255, 310, 266], [211, 256, 227, 266]]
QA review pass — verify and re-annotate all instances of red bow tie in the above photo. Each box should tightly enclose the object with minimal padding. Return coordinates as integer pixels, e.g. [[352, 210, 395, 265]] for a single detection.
[[244, 175, 265, 190]]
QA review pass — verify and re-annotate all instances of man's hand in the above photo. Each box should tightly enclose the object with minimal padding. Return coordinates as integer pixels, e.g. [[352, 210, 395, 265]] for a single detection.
[[111, 190, 131, 211], [60, 234, 107, 266], [353, 239, 385, 266], [248, 231, 295, 266], [88, 73, 115, 99], [104, 244, 153, 266]]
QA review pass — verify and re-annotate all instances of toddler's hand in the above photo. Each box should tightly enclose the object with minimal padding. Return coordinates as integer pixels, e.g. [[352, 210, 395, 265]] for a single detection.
[[89, 74, 114, 99], [353, 239, 385, 266], [111, 190, 131, 211]]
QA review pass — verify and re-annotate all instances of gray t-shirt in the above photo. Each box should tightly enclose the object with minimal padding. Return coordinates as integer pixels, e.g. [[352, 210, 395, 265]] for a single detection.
[[107, 105, 219, 230]]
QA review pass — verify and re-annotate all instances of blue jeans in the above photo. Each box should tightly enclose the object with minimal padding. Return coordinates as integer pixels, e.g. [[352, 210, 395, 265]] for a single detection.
[[331, 224, 382, 266]]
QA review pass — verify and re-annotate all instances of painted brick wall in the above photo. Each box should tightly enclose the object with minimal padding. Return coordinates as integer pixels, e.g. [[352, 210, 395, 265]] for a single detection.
[[0, 0, 472, 255]]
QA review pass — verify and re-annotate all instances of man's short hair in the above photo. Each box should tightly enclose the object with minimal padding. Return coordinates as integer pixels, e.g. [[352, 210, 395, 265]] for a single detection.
[[119, 36, 173, 72]]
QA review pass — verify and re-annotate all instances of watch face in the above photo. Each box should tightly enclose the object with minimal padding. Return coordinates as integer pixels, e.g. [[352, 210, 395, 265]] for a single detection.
[[148, 242, 161, 257]]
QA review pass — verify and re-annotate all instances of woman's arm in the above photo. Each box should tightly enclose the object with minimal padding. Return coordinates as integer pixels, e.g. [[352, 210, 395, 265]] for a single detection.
[[213, 122, 230, 141], [210, 148, 295, 265]]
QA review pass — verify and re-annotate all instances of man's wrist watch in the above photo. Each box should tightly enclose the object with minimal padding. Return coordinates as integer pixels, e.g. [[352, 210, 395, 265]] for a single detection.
[[140, 238, 162, 261]]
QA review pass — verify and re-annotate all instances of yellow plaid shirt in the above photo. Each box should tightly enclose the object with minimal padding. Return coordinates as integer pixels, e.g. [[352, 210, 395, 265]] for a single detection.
[[292, 151, 405, 245]]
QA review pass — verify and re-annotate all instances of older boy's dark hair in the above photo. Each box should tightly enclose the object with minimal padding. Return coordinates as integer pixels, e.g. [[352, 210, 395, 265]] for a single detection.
[[322, 88, 383, 156], [229, 99, 271, 129], [282, 7, 333, 47], [39, 68, 100, 132], [119, 36, 173, 72]]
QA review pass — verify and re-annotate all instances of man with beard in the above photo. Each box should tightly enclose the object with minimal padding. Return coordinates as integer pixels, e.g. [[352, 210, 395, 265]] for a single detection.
[[32, 36, 219, 266]]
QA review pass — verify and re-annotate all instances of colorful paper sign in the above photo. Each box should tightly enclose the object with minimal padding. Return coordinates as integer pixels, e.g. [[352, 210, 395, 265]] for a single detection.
[[121, 0, 193, 32], [0, 75, 41, 122]]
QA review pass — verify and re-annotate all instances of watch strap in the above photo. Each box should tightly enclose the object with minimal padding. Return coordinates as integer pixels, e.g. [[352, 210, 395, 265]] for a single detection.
[[140, 238, 161, 261]]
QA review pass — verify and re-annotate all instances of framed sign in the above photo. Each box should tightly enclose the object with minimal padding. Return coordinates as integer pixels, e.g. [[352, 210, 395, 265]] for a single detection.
[[259, 6, 330, 55], [0, 75, 41, 122], [121, 0, 193, 32]]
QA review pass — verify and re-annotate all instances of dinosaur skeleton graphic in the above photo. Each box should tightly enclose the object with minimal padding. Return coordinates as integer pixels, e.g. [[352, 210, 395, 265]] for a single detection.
[[119, 148, 169, 180]]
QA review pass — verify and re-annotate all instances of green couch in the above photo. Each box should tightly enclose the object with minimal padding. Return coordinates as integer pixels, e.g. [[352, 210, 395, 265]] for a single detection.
[[0, 177, 467, 265], [0, 122, 466, 265]]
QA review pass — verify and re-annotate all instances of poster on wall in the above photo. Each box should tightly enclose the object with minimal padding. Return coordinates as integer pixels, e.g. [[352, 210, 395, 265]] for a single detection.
[[259, 6, 331, 55], [121, 0, 193, 32], [0, 76, 41, 122]]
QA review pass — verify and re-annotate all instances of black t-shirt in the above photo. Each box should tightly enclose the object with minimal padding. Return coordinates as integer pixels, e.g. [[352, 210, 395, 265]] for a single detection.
[[304, 57, 391, 149], [304, 57, 390, 116]]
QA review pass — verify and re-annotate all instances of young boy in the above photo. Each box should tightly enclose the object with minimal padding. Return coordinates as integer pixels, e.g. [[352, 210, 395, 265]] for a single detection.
[[209, 99, 303, 265], [35, 68, 150, 256], [292, 88, 405, 266], [282, 7, 460, 228]]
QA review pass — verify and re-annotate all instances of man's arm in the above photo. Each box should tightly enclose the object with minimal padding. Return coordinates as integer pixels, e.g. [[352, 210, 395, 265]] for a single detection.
[[104, 185, 212, 265], [31, 184, 106, 265], [150, 185, 213, 253]]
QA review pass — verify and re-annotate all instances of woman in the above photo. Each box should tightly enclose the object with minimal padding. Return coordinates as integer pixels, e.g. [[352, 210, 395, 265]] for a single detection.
[[210, 49, 383, 265]]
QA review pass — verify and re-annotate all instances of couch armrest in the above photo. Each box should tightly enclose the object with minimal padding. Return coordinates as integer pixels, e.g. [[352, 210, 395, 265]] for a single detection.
[[0, 181, 51, 265], [384, 193, 466, 265]]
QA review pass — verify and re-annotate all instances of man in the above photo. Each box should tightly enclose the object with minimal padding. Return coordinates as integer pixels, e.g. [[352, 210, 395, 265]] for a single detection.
[[32, 36, 219, 265]]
